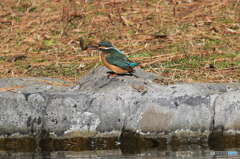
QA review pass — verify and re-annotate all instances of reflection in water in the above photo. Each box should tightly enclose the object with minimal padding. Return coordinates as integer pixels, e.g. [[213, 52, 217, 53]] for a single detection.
[[1, 148, 239, 159], [0, 136, 240, 158], [0, 148, 212, 159]]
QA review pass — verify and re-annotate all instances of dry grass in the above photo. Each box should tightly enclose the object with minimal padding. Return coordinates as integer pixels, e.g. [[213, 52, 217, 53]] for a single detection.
[[0, 0, 240, 85]]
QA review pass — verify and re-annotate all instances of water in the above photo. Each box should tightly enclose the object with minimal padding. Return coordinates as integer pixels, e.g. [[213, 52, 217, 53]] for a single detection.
[[0, 149, 213, 159], [0, 137, 240, 159]]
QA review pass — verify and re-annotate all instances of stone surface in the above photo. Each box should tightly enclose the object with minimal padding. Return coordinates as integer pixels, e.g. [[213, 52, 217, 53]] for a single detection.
[[0, 66, 240, 142], [214, 90, 240, 133]]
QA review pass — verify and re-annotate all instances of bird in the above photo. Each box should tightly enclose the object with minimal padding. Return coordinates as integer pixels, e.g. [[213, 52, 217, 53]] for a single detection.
[[88, 41, 139, 77]]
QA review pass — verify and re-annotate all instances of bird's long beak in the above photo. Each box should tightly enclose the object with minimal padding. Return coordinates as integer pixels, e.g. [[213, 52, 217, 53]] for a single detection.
[[87, 46, 99, 50]]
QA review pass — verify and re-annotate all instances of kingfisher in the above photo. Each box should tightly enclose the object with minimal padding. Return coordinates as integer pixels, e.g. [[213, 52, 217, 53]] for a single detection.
[[88, 41, 139, 77]]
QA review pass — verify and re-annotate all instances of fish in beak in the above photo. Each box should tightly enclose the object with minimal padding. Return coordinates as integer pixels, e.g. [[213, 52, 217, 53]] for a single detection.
[[87, 45, 99, 50]]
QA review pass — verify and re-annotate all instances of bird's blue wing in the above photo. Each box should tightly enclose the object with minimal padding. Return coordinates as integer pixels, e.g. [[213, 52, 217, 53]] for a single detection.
[[104, 48, 134, 70]]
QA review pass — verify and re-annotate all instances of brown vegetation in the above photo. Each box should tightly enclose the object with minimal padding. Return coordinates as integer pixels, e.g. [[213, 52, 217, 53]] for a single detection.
[[0, 0, 240, 84]]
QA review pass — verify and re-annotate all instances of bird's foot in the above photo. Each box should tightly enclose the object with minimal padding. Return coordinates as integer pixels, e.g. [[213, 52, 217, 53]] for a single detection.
[[108, 73, 118, 77]]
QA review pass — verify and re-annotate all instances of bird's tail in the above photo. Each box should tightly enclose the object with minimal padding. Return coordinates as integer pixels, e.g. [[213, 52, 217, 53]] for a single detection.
[[130, 63, 139, 68]]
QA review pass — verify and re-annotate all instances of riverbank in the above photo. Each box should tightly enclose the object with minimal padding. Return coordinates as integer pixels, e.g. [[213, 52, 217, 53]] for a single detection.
[[1, 66, 240, 142]]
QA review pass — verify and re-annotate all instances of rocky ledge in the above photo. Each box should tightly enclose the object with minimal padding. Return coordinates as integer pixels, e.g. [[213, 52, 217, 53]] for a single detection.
[[0, 66, 240, 142]]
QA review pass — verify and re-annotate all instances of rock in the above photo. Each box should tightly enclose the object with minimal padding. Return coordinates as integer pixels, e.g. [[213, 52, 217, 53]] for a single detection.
[[77, 66, 161, 93], [0, 66, 240, 143], [214, 90, 240, 133]]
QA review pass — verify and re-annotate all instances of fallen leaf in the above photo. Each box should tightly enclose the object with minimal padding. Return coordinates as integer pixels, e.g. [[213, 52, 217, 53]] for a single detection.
[[0, 86, 25, 92], [21, 79, 73, 87], [24, 37, 35, 43]]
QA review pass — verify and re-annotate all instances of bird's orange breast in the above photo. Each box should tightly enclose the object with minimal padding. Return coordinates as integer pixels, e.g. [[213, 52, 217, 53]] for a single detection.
[[101, 52, 129, 74]]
